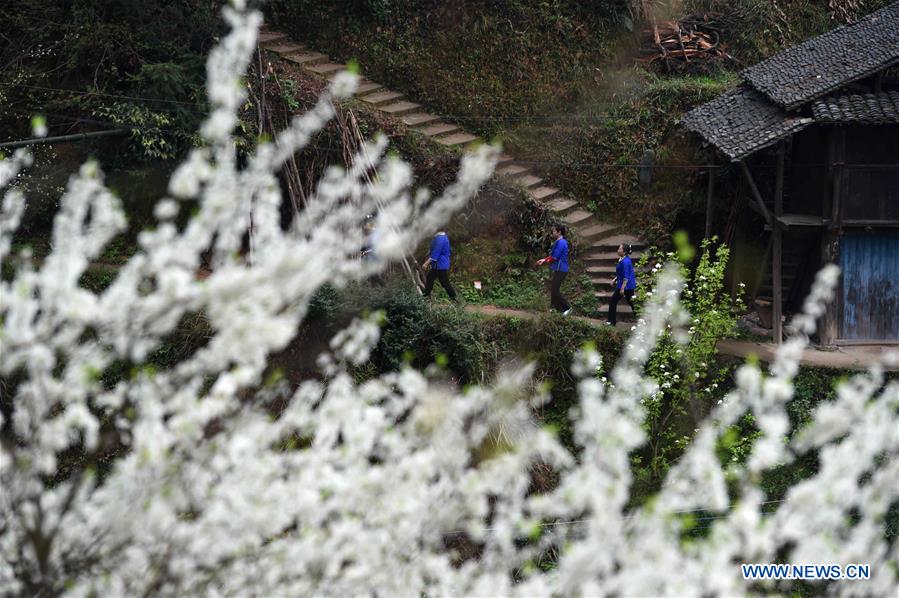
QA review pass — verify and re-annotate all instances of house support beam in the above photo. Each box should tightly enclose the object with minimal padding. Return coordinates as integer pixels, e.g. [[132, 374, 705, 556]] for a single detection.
[[705, 165, 716, 239], [739, 161, 775, 229], [773, 143, 785, 344], [820, 128, 845, 346]]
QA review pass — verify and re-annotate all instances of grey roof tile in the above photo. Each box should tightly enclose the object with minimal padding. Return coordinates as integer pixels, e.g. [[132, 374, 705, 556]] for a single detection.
[[741, 1, 899, 109], [812, 90, 899, 123], [681, 85, 813, 161]]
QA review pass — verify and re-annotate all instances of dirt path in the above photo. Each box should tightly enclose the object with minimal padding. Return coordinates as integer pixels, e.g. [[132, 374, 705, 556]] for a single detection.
[[464, 305, 897, 371], [717, 339, 899, 372], [462, 303, 632, 331]]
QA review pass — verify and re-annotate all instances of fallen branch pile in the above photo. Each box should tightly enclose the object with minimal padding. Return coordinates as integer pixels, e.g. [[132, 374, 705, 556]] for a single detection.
[[639, 15, 735, 72]]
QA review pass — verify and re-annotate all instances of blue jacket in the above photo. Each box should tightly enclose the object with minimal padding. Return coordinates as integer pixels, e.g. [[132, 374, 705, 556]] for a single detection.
[[616, 255, 637, 291], [550, 238, 569, 273], [430, 233, 451, 270], [362, 229, 379, 261]]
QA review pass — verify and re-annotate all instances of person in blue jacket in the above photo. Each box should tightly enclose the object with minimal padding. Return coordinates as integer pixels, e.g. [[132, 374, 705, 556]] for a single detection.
[[537, 225, 571, 315], [607, 242, 637, 325], [422, 231, 457, 301]]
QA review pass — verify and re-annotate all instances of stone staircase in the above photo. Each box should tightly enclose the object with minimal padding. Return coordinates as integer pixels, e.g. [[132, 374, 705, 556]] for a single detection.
[[259, 29, 645, 319]]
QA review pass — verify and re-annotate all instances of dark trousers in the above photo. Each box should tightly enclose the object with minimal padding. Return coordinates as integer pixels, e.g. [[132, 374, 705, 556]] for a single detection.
[[550, 270, 570, 312], [607, 288, 634, 325], [423, 268, 457, 300]]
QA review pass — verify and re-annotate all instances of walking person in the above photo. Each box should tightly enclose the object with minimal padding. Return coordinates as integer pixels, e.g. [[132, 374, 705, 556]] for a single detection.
[[422, 231, 457, 301], [361, 219, 379, 262], [537, 225, 571, 315], [361, 219, 388, 286], [606, 243, 637, 326]]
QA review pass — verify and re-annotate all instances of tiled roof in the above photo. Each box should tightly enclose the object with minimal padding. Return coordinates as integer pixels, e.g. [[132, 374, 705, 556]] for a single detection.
[[812, 91, 899, 123], [741, 1, 899, 109], [680, 86, 813, 161]]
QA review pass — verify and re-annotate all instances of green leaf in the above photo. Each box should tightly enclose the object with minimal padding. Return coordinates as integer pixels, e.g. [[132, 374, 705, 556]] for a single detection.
[[345, 59, 361, 75], [672, 230, 695, 264]]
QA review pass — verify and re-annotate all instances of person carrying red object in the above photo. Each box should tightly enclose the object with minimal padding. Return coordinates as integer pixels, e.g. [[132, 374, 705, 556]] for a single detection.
[[536, 225, 571, 315]]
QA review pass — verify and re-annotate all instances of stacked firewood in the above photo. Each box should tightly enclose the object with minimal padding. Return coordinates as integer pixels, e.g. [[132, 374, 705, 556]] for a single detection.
[[639, 15, 735, 72]]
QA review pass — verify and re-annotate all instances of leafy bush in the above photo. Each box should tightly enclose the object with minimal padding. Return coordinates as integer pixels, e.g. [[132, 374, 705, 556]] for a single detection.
[[533, 71, 736, 243], [511, 196, 564, 255], [1, 0, 220, 160], [306, 280, 622, 391], [684, 0, 893, 63], [631, 237, 745, 487]]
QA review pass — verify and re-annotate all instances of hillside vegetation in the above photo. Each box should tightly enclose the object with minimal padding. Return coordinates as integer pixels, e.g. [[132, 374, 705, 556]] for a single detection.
[[266, 0, 891, 243], [1, 0, 221, 161]]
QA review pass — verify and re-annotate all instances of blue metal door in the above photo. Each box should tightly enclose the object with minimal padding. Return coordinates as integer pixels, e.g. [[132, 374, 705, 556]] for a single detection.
[[840, 233, 899, 341]]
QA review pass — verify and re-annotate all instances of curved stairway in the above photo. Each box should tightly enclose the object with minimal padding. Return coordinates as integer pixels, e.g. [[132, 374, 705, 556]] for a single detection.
[[259, 30, 646, 319]]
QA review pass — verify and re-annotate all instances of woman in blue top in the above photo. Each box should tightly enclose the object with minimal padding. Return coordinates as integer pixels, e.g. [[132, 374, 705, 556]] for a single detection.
[[607, 243, 637, 325], [421, 231, 457, 301], [537, 225, 571, 315]]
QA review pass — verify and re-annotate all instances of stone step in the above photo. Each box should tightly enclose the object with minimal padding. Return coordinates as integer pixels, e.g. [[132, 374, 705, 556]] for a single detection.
[[585, 251, 621, 262], [591, 234, 644, 250], [436, 132, 480, 147], [266, 42, 306, 54], [585, 254, 646, 268], [307, 62, 345, 75], [496, 154, 515, 164], [597, 303, 635, 316], [587, 265, 617, 276], [259, 31, 288, 44], [283, 51, 329, 65], [547, 197, 578, 214], [530, 186, 559, 200], [594, 287, 636, 301], [515, 174, 543, 188], [590, 265, 648, 277], [563, 210, 594, 226], [578, 222, 619, 240], [419, 122, 459, 136], [496, 164, 528, 177], [380, 101, 421, 115], [595, 283, 635, 293], [355, 81, 383, 95], [401, 113, 440, 126], [362, 90, 404, 105]]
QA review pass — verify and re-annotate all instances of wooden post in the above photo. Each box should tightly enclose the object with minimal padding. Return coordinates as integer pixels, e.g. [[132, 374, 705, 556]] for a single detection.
[[773, 143, 785, 344], [705, 165, 716, 239], [740, 161, 774, 229], [820, 128, 844, 346], [750, 234, 773, 306]]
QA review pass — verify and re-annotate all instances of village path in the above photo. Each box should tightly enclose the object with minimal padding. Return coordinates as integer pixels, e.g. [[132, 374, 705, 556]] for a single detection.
[[461, 304, 898, 372], [257, 28, 645, 321], [462, 303, 632, 331], [717, 339, 899, 372]]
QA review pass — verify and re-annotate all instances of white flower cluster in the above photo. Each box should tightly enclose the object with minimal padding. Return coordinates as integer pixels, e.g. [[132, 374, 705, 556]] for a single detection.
[[1, 6, 897, 596]]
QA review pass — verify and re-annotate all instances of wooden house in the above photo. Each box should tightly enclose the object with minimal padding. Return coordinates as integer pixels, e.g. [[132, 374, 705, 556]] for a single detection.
[[682, 1, 899, 345]]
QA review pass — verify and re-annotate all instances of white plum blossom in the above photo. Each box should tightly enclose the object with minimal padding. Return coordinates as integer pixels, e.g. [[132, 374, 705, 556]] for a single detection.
[[1, 5, 897, 597]]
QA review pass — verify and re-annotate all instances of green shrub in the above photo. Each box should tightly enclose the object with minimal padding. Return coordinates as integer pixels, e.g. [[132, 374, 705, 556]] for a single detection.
[[684, 0, 892, 64], [631, 237, 744, 488], [293, 280, 624, 446], [1, 0, 219, 160]]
